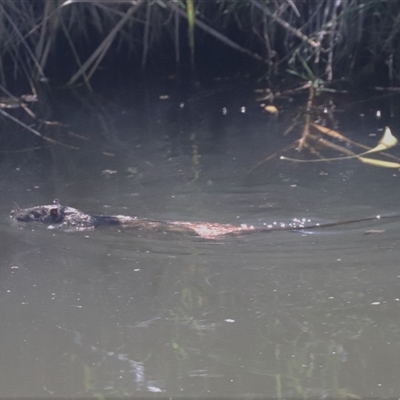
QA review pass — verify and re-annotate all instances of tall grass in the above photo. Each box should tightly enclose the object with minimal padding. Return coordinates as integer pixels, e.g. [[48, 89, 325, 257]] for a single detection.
[[0, 0, 399, 91]]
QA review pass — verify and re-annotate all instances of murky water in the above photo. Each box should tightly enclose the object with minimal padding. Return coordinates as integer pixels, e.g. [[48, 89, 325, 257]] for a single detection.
[[1, 83, 400, 398]]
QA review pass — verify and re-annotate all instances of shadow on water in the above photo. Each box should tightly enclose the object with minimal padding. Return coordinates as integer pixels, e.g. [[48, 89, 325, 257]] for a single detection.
[[1, 82, 400, 398]]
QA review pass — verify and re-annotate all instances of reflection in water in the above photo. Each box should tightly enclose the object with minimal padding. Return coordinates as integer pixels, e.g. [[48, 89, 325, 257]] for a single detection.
[[1, 84, 400, 398], [57, 325, 163, 394]]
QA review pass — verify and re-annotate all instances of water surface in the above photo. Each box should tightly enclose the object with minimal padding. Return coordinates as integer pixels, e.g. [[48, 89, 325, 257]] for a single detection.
[[1, 83, 400, 398]]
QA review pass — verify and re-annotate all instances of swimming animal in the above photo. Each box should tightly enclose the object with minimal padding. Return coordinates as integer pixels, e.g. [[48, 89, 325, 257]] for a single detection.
[[10, 199, 394, 239]]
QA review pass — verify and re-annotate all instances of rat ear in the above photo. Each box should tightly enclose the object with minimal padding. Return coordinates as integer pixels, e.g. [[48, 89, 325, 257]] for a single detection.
[[50, 208, 58, 219], [53, 199, 60, 205]]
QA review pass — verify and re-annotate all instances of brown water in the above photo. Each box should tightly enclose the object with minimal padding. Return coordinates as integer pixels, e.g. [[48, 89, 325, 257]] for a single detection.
[[1, 83, 400, 398]]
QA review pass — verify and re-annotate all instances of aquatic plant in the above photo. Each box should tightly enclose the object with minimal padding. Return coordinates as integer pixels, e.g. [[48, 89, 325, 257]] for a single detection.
[[0, 0, 399, 88]]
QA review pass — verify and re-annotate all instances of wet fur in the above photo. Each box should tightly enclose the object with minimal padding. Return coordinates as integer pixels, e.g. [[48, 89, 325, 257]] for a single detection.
[[10, 200, 394, 239]]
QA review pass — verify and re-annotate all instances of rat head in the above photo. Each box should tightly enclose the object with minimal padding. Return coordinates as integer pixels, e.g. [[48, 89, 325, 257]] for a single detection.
[[10, 199, 65, 224]]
